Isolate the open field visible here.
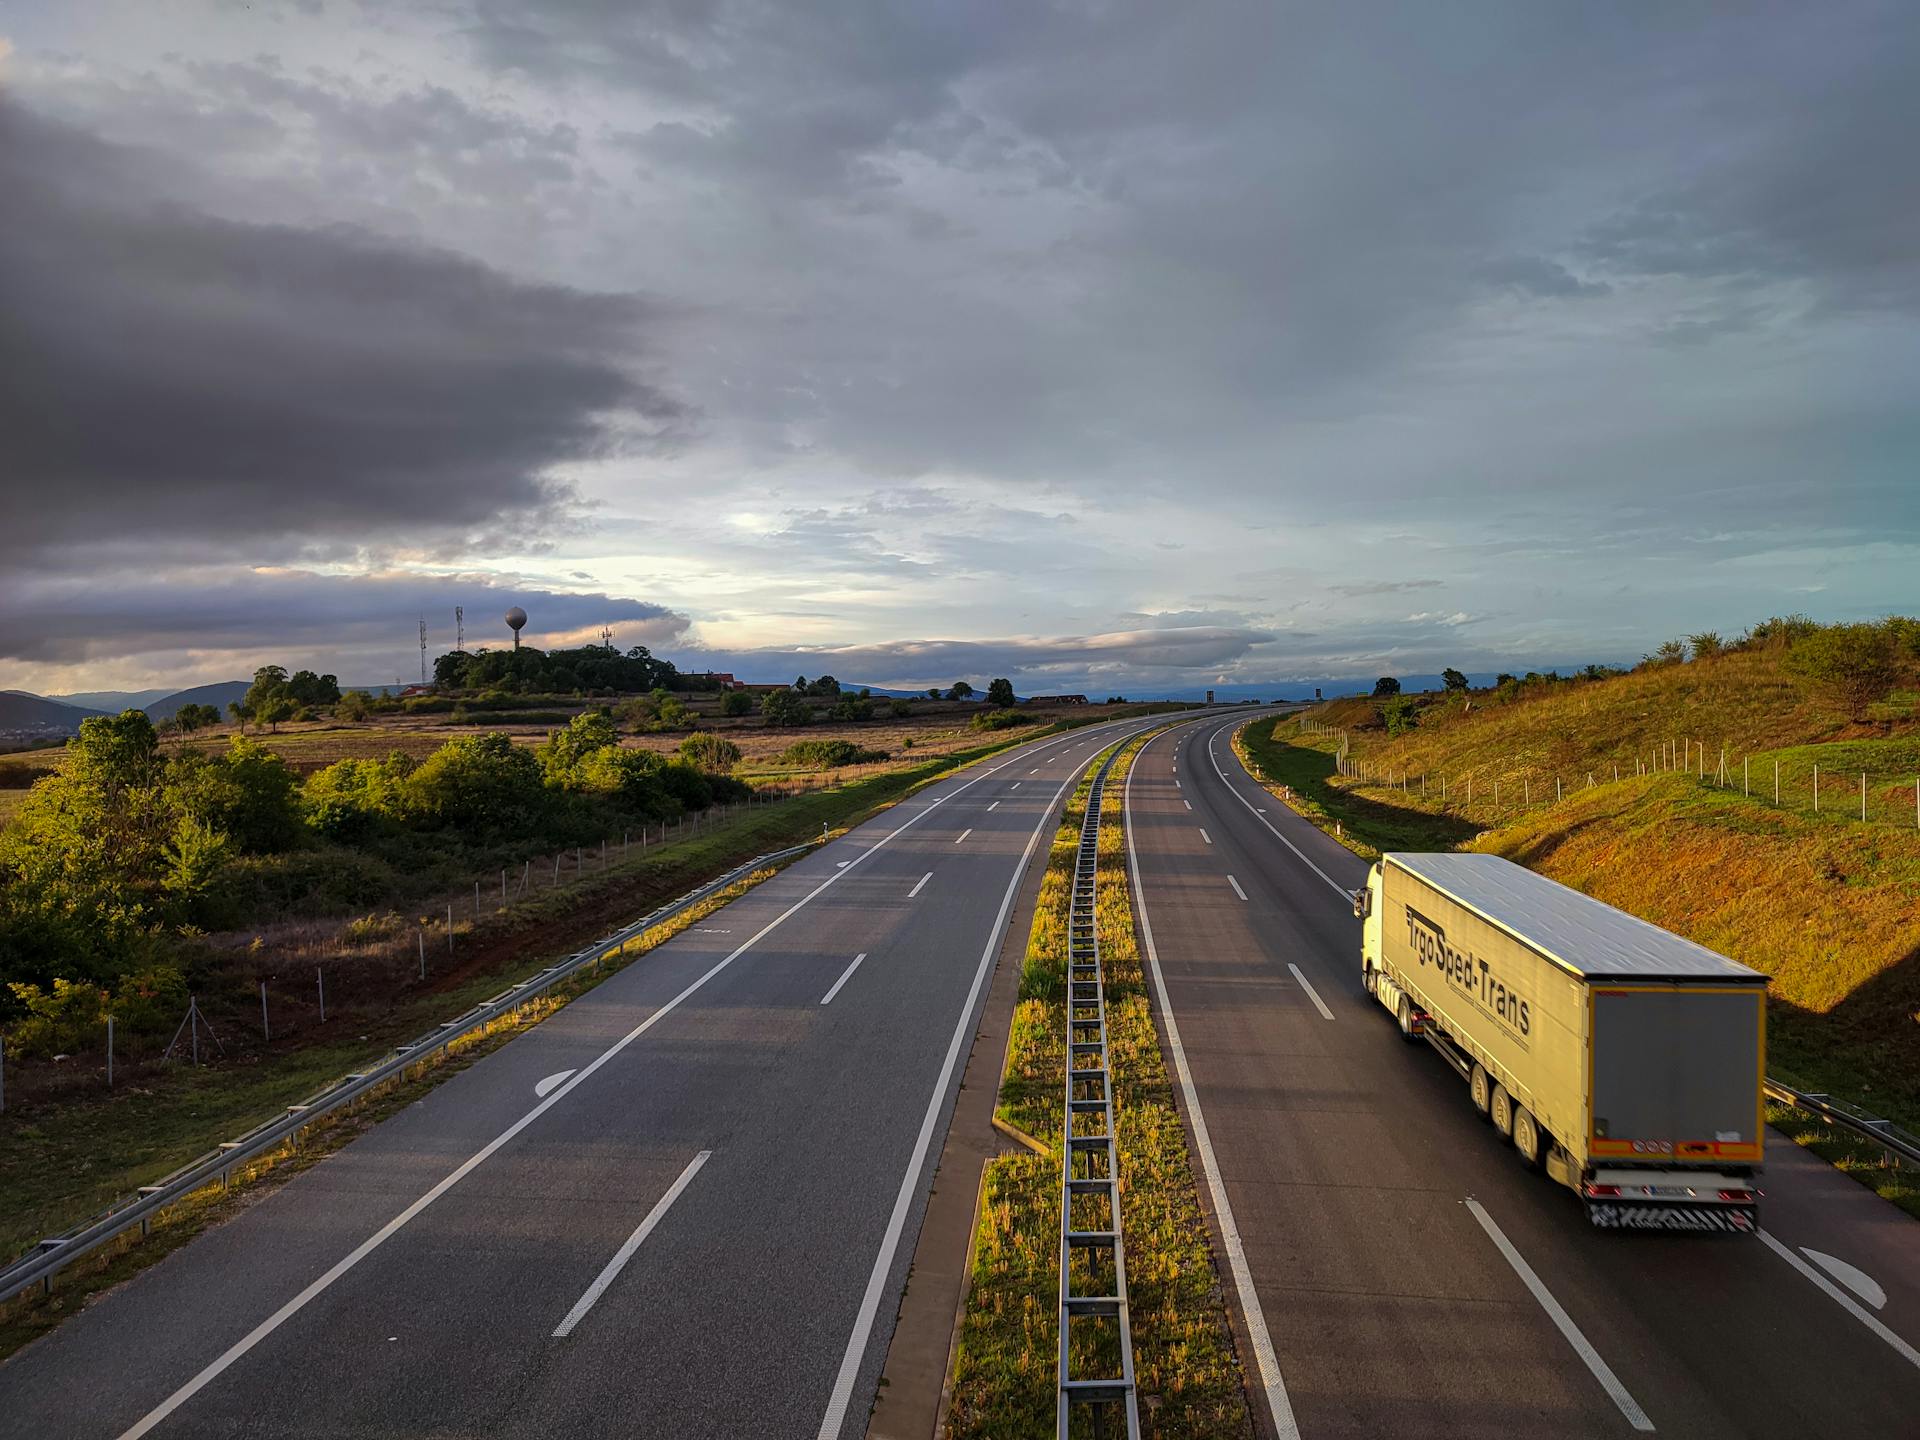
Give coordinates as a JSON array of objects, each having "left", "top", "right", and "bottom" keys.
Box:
[{"left": 949, "top": 733, "right": 1251, "bottom": 1439}]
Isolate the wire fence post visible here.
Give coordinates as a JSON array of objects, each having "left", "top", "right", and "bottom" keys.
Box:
[
  {"left": 475, "top": 880, "right": 481, "bottom": 920},
  {"left": 1862, "top": 772, "right": 1868, "bottom": 823},
  {"left": 1775, "top": 759, "right": 1780, "bottom": 804},
  {"left": 260, "top": 980, "right": 270, "bottom": 1042},
  {"left": 107, "top": 1016, "right": 114, "bottom": 1089},
  {"left": 1814, "top": 763, "right": 1820, "bottom": 813},
  {"left": 418, "top": 928, "right": 426, "bottom": 979},
  {"left": 316, "top": 968, "right": 326, "bottom": 1023},
  {"left": 1, "top": 1034, "right": 6, "bottom": 1114},
  {"left": 446, "top": 903, "right": 453, "bottom": 951},
  {"left": 1744, "top": 755, "right": 1750, "bottom": 796}
]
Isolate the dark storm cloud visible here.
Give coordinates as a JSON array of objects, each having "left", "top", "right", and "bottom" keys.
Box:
[
  {"left": 0, "top": 97, "right": 683, "bottom": 562},
  {"left": 0, "top": 568, "right": 690, "bottom": 666}
]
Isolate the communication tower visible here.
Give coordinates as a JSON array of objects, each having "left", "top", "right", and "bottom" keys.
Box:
[{"left": 455, "top": 605, "right": 464, "bottom": 653}]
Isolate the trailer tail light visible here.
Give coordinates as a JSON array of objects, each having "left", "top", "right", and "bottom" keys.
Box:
[
  {"left": 1583, "top": 1183, "right": 1622, "bottom": 1198},
  {"left": 1717, "top": 1189, "right": 1754, "bottom": 1204}
]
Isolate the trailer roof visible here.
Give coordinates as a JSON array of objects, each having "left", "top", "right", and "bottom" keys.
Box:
[{"left": 1385, "top": 853, "right": 1768, "bottom": 983}]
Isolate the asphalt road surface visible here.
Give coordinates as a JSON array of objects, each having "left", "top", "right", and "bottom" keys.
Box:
[
  {"left": 1126, "top": 711, "right": 1920, "bottom": 1439},
  {"left": 0, "top": 714, "right": 1172, "bottom": 1440}
]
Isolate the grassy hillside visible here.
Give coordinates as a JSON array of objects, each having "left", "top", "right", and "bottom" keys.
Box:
[{"left": 1237, "top": 641, "right": 1920, "bottom": 1136}]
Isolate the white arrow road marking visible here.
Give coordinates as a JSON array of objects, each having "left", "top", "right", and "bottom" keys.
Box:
[
  {"left": 534, "top": 1070, "right": 576, "bottom": 1098},
  {"left": 1801, "top": 1248, "right": 1887, "bottom": 1310},
  {"left": 1762, "top": 1231, "right": 1919, "bottom": 1371},
  {"left": 553, "top": 1151, "right": 711, "bottom": 1337}
]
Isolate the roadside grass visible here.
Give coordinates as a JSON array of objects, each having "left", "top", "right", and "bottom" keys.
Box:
[
  {"left": 0, "top": 721, "right": 1136, "bottom": 1335},
  {"left": 0, "top": 866, "right": 777, "bottom": 1359},
  {"left": 951, "top": 732, "right": 1253, "bottom": 1439},
  {"left": 1233, "top": 704, "right": 1920, "bottom": 1212}
]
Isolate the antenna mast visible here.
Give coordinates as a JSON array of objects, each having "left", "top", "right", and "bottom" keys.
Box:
[
  {"left": 600, "top": 624, "right": 615, "bottom": 651},
  {"left": 419, "top": 616, "right": 428, "bottom": 686},
  {"left": 455, "top": 605, "right": 464, "bottom": 653}
]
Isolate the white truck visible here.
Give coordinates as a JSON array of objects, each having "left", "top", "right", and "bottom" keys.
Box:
[{"left": 1355, "top": 852, "right": 1767, "bottom": 1233}]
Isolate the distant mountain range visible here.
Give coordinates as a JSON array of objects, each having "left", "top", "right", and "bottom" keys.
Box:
[{"left": 0, "top": 691, "right": 105, "bottom": 734}]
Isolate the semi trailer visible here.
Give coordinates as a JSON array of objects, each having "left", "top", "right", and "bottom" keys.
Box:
[{"left": 1355, "top": 852, "right": 1767, "bottom": 1232}]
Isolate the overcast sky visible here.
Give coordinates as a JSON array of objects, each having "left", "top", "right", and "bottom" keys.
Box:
[{"left": 4, "top": 3, "right": 1918, "bottom": 697}]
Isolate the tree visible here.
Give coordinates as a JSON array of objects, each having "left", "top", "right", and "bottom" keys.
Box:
[
  {"left": 719, "top": 690, "right": 755, "bottom": 717},
  {"left": 888, "top": 698, "right": 913, "bottom": 718},
  {"left": 170, "top": 702, "right": 221, "bottom": 734},
  {"left": 537, "top": 711, "right": 620, "bottom": 785},
  {"left": 927, "top": 688, "right": 941, "bottom": 700},
  {"left": 679, "top": 733, "right": 743, "bottom": 774},
  {"left": 165, "top": 737, "right": 302, "bottom": 853},
  {"left": 1783, "top": 623, "right": 1901, "bottom": 720},
  {"left": 948, "top": 681, "right": 975, "bottom": 701},
  {"left": 806, "top": 675, "right": 841, "bottom": 697},
  {"left": 1371, "top": 676, "right": 1401, "bottom": 697},
  {"left": 795, "top": 675, "right": 809, "bottom": 692},
  {"left": 403, "top": 732, "right": 545, "bottom": 831},
  {"left": 336, "top": 690, "right": 375, "bottom": 722},
  {"left": 761, "top": 689, "right": 812, "bottom": 727},
  {"left": 1441, "top": 668, "right": 1468, "bottom": 692},
  {"left": 287, "top": 670, "right": 341, "bottom": 706},
  {"left": 1495, "top": 673, "right": 1516, "bottom": 688},
  {"left": 986, "top": 677, "right": 1016, "bottom": 706}
]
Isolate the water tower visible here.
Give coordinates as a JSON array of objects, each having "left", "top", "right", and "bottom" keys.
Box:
[{"left": 505, "top": 607, "right": 528, "bottom": 650}]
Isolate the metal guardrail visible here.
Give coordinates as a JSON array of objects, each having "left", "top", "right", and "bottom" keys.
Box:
[
  {"left": 1058, "top": 744, "right": 1141, "bottom": 1438},
  {"left": 0, "top": 842, "right": 812, "bottom": 1306},
  {"left": 1765, "top": 1078, "right": 1920, "bottom": 1168}
]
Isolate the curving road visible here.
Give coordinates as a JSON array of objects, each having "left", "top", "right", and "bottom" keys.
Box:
[
  {"left": 1125, "top": 710, "right": 1920, "bottom": 1439},
  {"left": 0, "top": 714, "right": 1174, "bottom": 1440}
]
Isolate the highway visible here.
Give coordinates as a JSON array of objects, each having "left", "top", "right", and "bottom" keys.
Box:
[
  {"left": 1126, "top": 711, "right": 1920, "bottom": 1438},
  {"left": 0, "top": 714, "right": 1171, "bottom": 1440}
]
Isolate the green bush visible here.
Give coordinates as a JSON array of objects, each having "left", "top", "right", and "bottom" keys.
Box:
[
  {"left": 402, "top": 732, "right": 545, "bottom": 832},
  {"left": 720, "top": 690, "right": 755, "bottom": 717},
  {"left": 761, "top": 690, "right": 813, "bottom": 727},
  {"left": 1784, "top": 623, "right": 1902, "bottom": 719},
  {"left": 4, "top": 978, "right": 108, "bottom": 1057},
  {"left": 889, "top": 698, "right": 913, "bottom": 719},
  {"left": 777, "top": 739, "right": 888, "bottom": 767},
  {"left": 303, "top": 753, "right": 413, "bottom": 839},
  {"left": 969, "top": 709, "right": 1033, "bottom": 732},
  {"left": 679, "top": 733, "right": 742, "bottom": 774}
]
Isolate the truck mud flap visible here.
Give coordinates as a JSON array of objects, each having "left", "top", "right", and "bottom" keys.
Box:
[{"left": 1586, "top": 1201, "right": 1756, "bottom": 1234}]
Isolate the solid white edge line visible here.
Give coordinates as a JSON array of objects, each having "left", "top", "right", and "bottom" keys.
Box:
[
  {"left": 1227, "top": 875, "right": 1248, "bottom": 902},
  {"left": 1204, "top": 717, "right": 1352, "bottom": 900},
  {"left": 1465, "top": 1199, "right": 1655, "bottom": 1431},
  {"left": 820, "top": 953, "right": 868, "bottom": 1006},
  {"left": 553, "top": 1151, "right": 711, "bottom": 1337},
  {"left": 814, "top": 724, "right": 1161, "bottom": 1439},
  {"left": 116, "top": 719, "right": 1136, "bottom": 1440},
  {"left": 1286, "top": 963, "right": 1336, "bottom": 1021},
  {"left": 954, "top": 829, "right": 972, "bottom": 844},
  {"left": 1759, "top": 1230, "right": 1920, "bottom": 1372},
  {"left": 1126, "top": 725, "right": 1301, "bottom": 1440},
  {"left": 909, "top": 872, "right": 933, "bottom": 898}
]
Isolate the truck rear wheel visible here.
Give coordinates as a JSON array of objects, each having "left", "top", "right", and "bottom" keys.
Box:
[
  {"left": 1470, "top": 1063, "right": 1492, "bottom": 1119},
  {"left": 1513, "top": 1107, "right": 1545, "bottom": 1169},
  {"left": 1396, "top": 993, "right": 1419, "bottom": 1041},
  {"left": 1490, "top": 1083, "right": 1514, "bottom": 1140}
]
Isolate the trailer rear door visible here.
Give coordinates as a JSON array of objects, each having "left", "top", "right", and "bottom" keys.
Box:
[{"left": 1589, "top": 987, "right": 1764, "bottom": 1165}]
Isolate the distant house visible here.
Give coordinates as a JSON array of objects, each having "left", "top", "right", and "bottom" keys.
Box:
[
  {"left": 683, "top": 672, "right": 745, "bottom": 691},
  {"left": 1025, "top": 694, "right": 1088, "bottom": 705},
  {"left": 397, "top": 684, "right": 435, "bottom": 699}
]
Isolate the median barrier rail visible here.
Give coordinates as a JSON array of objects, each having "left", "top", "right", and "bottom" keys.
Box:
[
  {"left": 0, "top": 842, "right": 813, "bottom": 1306},
  {"left": 1058, "top": 743, "right": 1141, "bottom": 1439},
  {"left": 1765, "top": 1078, "right": 1920, "bottom": 1169}
]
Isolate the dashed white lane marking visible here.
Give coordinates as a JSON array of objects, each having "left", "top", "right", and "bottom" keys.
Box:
[
  {"left": 535, "top": 1070, "right": 576, "bottom": 1098},
  {"left": 1184, "top": 800, "right": 1193, "bottom": 811},
  {"left": 1029, "top": 767, "right": 1040, "bottom": 775},
  {"left": 955, "top": 829, "right": 973, "bottom": 844},
  {"left": 1175, "top": 779, "right": 1181, "bottom": 788},
  {"left": 987, "top": 801, "right": 1000, "bottom": 812},
  {"left": 1203, "top": 723, "right": 1352, "bottom": 900},
  {"left": 1125, "top": 725, "right": 1299, "bottom": 1440},
  {"left": 820, "top": 953, "right": 868, "bottom": 1005},
  {"left": 1764, "top": 1231, "right": 1920, "bottom": 1371},
  {"left": 1011, "top": 782, "right": 1021, "bottom": 790},
  {"left": 909, "top": 872, "right": 932, "bottom": 898},
  {"left": 553, "top": 1151, "right": 711, "bottom": 1337},
  {"left": 1467, "top": 1199, "right": 1655, "bottom": 1431},
  {"left": 1199, "top": 827, "right": 1212, "bottom": 844},
  {"left": 1287, "top": 963, "right": 1335, "bottom": 1020},
  {"left": 1227, "top": 875, "right": 1248, "bottom": 901},
  {"left": 1800, "top": 1248, "right": 1887, "bottom": 1310}
]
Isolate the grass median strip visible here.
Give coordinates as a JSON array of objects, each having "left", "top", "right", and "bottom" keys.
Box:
[{"left": 949, "top": 733, "right": 1254, "bottom": 1439}]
